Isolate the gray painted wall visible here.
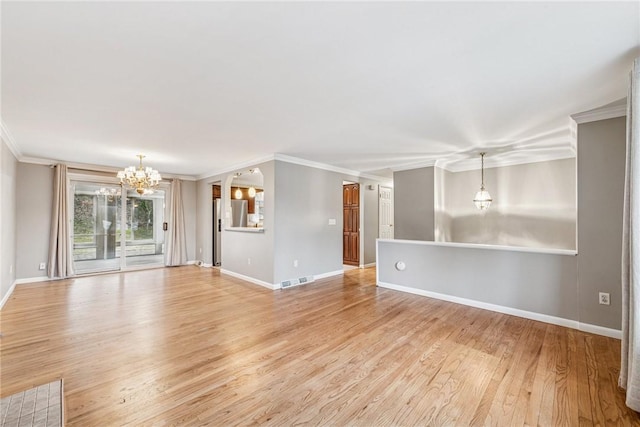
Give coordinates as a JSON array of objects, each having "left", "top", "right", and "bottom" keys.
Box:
[
  {"left": 438, "top": 158, "right": 576, "bottom": 250},
  {"left": 12, "top": 163, "right": 197, "bottom": 280},
  {"left": 362, "top": 182, "right": 378, "bottom": 266},
  {"left": 221, "top": 161, "right": 275, "bottom": 284},
  {"left": 577, "top": 116, "right": 626, "bottom": 330},
  {"left": 274, "top": 161, "right": 343, "bottom": 284},
  {"left": 380, "top": 117, "right": 626, "bottom": 332},
  {"left": 393, "top": 167, "right": 435, "bottom": 241},
  {"left": 195, "top": 161, "right": 382, "bottom": 285},
  {"left": 15, "top": 163, "right": 53, "bottom": 279},
  {"left": 180, "top": 179, "right": 197, "bottom": 262},
  {"left": 434, "top": 167, "right": 453, "bottom": 242},
  {"left": 1, "top": 139, "right": 17, "bottom": 305},
  {"left": 195, "top": 174, "right": 223, "bottom": 266},
  {"left": 378, "top": 240, "right": 578, "bottom": 321}
]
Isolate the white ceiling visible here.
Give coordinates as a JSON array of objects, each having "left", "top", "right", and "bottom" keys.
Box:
[{"left": 2, "top": 1, "right": 638, "bottom": 179}]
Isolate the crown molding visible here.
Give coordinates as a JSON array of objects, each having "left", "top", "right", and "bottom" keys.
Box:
[
  {"left": 197, "top": 154, "right": 277, "bottom": 181},
  {"left": 18, "top": 156, "right": 196, "bottom": 181},
  {"left": 0, "top": 120, "right": 22, "bottom": 159},
  {"left": 197, "top": 153, "right": 390, "bottom": 182},
  {"left": 436, "top": 151, "right": 576, "bottom": 173},
  {"left": 390, "top": 159, "right": 437, "bottom": 173},
  {"left": 571, "top": 102, "right": 627, "bottom": 124},
  {"left": 273, "top": 154, "right": 389, "bottom": 182}
]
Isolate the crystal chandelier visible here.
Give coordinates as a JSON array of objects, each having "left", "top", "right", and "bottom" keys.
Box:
[
  {"left": 473, "top": 152, "right": 493, "bottom": 210},
  {"left": 95, "top": 187, "right": 121, "bottom": 201},
  {"left": 116, "top": 154, "right": 162, "bottom": 195}
]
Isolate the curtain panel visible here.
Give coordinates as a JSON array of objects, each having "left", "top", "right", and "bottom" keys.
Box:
[
  {"left": 165, "top": 179, "right": 187, "bottom": 266},
  {"left": 47, "top": 164, "right": 74, "bottom": 278},
  {"left": 621, "top": 57, "right": 640, "bottom": 411}
]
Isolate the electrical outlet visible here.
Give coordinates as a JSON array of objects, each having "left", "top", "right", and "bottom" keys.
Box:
[
  {"left": 293, "top": 260, "right": 298, "bottom": 268},
  {"left": 39, "top": 262, "right": 46, "bottom": 270},
  {"left": 599, "top": 292, "right": 610, "bottom": 305}
]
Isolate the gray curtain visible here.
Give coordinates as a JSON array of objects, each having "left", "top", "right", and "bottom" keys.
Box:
[
  {"left": 164, "top": 179, "right": 187, "bottom": 266},
  {"left": 47, "top": 164, "right": 74, "bottom": 278},
  {"left": 621, "top": 57, "right": 640, "bottom": 411}
]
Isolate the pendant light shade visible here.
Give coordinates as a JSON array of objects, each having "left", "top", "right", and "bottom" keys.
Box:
[
  {"left": 474, "top": 189, "right": 493, "bottom": 210},
  {"left": 248, "top": 187, "right": 256, "bottom": 198},
  {"left": 234, "top": 188, "right": 243, "bottom": 199},
  {"left": 473, "top": 152, "right": 493, "bottom": 210}
]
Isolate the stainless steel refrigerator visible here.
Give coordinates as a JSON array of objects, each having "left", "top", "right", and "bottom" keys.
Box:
[
  {"left": 231, "top": 199, "right": 248, "bottom": 227},
  {"left": 213, "top": 199, "right": 222, "bottom": 266}
]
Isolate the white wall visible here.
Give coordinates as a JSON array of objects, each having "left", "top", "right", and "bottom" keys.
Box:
[
  {"left": 436, "top": 158, "right": 576, "bottom": 250},
  {"left": 1, "top": 139, "right": 17, "bottom": 306}
]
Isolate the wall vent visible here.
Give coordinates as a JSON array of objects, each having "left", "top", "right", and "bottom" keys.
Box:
[
  {"left": 281, "top": 280, "right": 295, "bottom": 288},
  {"left": 280, "top": 276, "right": 314, "bottom": 289}
]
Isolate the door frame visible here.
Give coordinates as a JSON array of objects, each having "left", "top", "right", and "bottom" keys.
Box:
[{"left": 342, "top": 181, "right": 361, "bottom": 266}]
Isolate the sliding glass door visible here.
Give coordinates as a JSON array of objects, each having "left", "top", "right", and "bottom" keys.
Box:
[
  {"left": 71, "top": 179, "right": 167, "bottom": 274},
  {"left": 123, "top": 189, "right": 166, "bottom": 268}
]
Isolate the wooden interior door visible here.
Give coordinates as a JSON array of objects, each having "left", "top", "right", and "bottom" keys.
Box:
[{"left": 343, "top": 183, "right": 360, "bottom": 266}]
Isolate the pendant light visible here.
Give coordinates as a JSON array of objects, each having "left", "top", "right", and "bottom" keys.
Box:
[
  {"left": 234, "top": 188, "right": 243, "bottom": 199},
  {"left": 473, "top": 152, "right": 493, "bottom": 210}
]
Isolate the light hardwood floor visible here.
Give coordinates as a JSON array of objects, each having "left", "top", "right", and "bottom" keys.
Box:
[{"left": 1, "top": 266, "right": 638, "bottom": 426}]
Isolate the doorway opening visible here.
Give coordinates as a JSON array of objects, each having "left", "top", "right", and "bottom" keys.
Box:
[
  {"left": 343, "top": 182, "right": 360, "bottom": 267},
  {"left": 212, "top": 183, "right": 222, "bottom": 267},
  {"left": 379, "top": 185, "right": 394, "bottom": 239}
]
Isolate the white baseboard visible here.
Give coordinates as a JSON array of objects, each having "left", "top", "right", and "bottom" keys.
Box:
[
  {"left": 186, "top": 260, "right": 197, "bottom": 265},
  {"left": 2, "top": 276, "right": 56, "bottom": 310},
  {"left": 220, "top": 269, "right": 278, "bottom": 290},
  {"left": 219, "top": 269, "right": 344, "bottom": 291},
  {"left": 0, "top": 281, "right": 17, "bottom": 310},
  {"left": 314, "top": 270, "right": 344, "bottom": 280},
  {"left": 193, "top": 260, "right": 216, "bottom": 268},
  {"left": 361, "top": 262, "right": 376, "bottom": 269},
  {"left": 377, "top": 281, "right": 621, "bottom": 339},
  {"left": 14, "top": 276, "right": 53, "bottom": 285},
  {"left": 579, "top": 323, "right": 622, "bottom": 339}
]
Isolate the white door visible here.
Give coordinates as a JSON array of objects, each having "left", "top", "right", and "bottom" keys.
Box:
[{"left": 379, "top": 186, "right": 394, "bottom": 239}]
